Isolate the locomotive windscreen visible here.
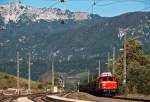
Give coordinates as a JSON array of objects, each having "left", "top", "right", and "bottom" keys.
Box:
[{"left": 101, "top": 77, "right": 114, "bottom": 81}]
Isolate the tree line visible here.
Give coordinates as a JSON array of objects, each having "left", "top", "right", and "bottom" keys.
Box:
[{"left": 109, "top": 38, "right": 150, "bottom": 94}]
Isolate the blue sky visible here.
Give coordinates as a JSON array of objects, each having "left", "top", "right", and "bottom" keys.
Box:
[{"left": 0, "top": 0, "right": 150, "bottom": 17}]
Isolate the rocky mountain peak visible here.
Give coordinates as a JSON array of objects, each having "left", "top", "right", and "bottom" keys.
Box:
[{"left": 0, "top": 3, "right": 91, "bottom": 24}]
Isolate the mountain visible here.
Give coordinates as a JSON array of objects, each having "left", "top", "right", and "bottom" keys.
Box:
[
  {"left": 0, "top": 3, "right": 150, "bottom": 81},
  {"left": 0, "top": 2, "right": 91, "bottom": 24}
]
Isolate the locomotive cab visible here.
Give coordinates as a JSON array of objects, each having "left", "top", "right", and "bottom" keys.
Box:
[
  {"left": 98, "top": 72, "right": 118, "bottom": 96},
  {"left": 79, "top": 72, "right": 118, "bottom": 96}
]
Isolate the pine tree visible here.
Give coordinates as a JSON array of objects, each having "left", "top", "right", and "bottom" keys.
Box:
[{"left": 114, "top": 38, "right": 150, "bottom": 94}]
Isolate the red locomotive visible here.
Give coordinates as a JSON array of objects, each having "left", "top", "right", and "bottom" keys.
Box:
[{"left": 79, "top": 72, "right": 118, "bottom": 96}]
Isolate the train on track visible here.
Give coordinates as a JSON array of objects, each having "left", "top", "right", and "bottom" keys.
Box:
[{"left": 79, "top": 72, "right": 118, "bottom": 96}]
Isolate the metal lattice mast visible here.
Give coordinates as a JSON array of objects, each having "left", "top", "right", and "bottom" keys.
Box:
[
  {"left": 16, "top": 52, "right": 20, "bottom": 95},
  {"left": 51, "top": 61, "right": 54, "bottom": 91},
  {"left": 107, "top": 52, "right": 110, "bottom": 71},
  {"left": 119, "top": 28, "right": 128, "bottom": 92},
  {"left": 98, "top": 60, "right": 101, "bottom": 77},
  {"left": 28, "top": 53, "right": 31, "bottom": 94},
  {"left": 88, "top": 69, "right": 90, "bottom": 83},
  {"left": 112, "top": 47, "right": 116, "bottom": 74},
  {"left": 123, "top": 31, "right": 127, "bottom": 89},
  {"left": 91, "top": 72, "right": 93, "bottom": 81}
]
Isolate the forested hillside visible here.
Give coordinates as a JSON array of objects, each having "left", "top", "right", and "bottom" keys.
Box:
[{"left": 0, "top": 3, "right": 149, "bottom": 81}]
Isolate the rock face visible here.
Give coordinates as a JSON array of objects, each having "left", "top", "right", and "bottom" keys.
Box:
[
  {"left": 0, "top": 2, "right": 91, "bottom": 24},
  {"left": 0, "top": 3, "right": 149, "bottom": 80}
]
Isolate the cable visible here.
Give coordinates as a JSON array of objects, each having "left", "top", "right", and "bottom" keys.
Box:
[
  {"left": 141, "top": 6, "right": 150, "bottom": 10},
  {"left": 50, "top": 2, "right": 59, "bottom": 8},
  {"left": 42, "top": 0, "right": 66, "bottom": 8},
  {"left": 95, "top": 0, "right": 147, "bottom": 7},
  {"left": 138, "top": 0, "right": 150, "bottom": 11},
  {"left": 49, "top": 1, "right": 60, "bottom": 8},
  {"left": 96, "top": 1, "right": 122, "bottom": 7},
  {"left": 125, "top": 0, "right": 145, "bottom": 3},
  {"left": 41, "top": 0, "right": 150, "bottom": 15},
  {"left": 85, "top": 5, "right": 92, "bottom": 13}
]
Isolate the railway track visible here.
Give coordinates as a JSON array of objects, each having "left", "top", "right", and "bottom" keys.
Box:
[
  {"left": 1, "top": 92, "right": 149, "bottom": 102},
  {"left": 28, "top": 93, "right": 48, "bottom": 102},
  {"left": 0, "top": 92, "right": 53, "bottom": 102},
  {"left": 45, "top": 92, "right": 93, "bottom": 102},
  {"left": 29, "top": 94, "right": 46, "bottom": 102},
  {"left": 70, "top": 92, "right": 150, "bottom": 102},
  {"left": 112, "top": 96, "right": 150, "bottom": 102},
  {"left": 28, "top": 92, "right": 61, "bottom": 102},
  {"left": 0, "top": 96, "right": 17, "bottom": 102},
  {"left": 55, "top": 92, "right": 150, "bottom": 102},
  {"left": 41, "top": 92, "right": 71, "bottom": 102},
  {"left": 28, "top": 93, "right": 150, "bottom": 102}
]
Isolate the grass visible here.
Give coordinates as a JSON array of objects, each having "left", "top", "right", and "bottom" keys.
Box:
[
  {"left": 119, "top": 94, "right": 150, "bottom": 100},
  {"left": 0, "top": 72, "right": 39, "bottom": 90},
  {"left": 127, "top": 94, "right": 150, "bottom": 100},
  {"left": 78, "top": 95, "right": 90, "bottom": 101}
]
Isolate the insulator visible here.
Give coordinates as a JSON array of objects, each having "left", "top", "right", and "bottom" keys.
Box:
[
  {"left": 19, "top": 0, "right": 21, "bottom": 4},
  {"left": 61, "top": 20, "right": 65, "bottom": 24},
  {"left": 93, "top": 2, "right": 96, "bottom": 6},
  {"left": 60, "top": 0, "right": 65, "bottom": 3}
]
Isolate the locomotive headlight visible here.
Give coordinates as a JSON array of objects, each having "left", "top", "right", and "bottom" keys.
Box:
[{"left": 102, "top": 83, "right": 106, "bottom": 86}]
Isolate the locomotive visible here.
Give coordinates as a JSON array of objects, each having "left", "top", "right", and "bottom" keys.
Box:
[{"left": 79, "top": 72, "right": 118, "bottom": 96}]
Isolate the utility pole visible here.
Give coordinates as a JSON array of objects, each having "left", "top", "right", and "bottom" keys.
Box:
[
  {"left": 119, "top": 28, "right": 128, "bottom": 93},
  {"left": 112, "top": 47, "right": 116, "bottom": 74},
  {"left": 28, "top": 53, "right": 32, "bottom": 94},
  {"left": 123, "top": 31, "right": 127, "bottom": 91},
  {"left": 107, "top": 52, "right": 110, "bottom": 71},
  {"left": 62, "top": 75, "right": 65, "bottom": 89},
  {"left": 16, "top": 52, "right": 20, "bottom": 95},
  {"left": 88, "top": 69, "right": 90, "bottom": 83},
  {"left": 77, "top": 81, "right": 80, "bottom": 92},
  {"left": 91, "top": 0, "right": 96, "bottom": 23},
  {"left": 51, "top": 61, "right": 54, "bottom": 92},
  {"left": 98, "top": 60, "right": 101, "bottom": 77},
  {"left": 91, "top": 72, "right": 93, "bottom": 81},
  {"left": 108, "top": 52, "right": 110, "bottom": 64}
]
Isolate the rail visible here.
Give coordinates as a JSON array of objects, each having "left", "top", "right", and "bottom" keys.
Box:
[{"left": 113, "top": 96, "right": 150, "bottom": 102}]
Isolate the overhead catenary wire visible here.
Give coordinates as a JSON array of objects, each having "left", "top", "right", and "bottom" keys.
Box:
[
  {"left": 41, "top": 0, "right": 150, "bottom": 14},
  {"left": 49, "top": 1, "right": 60, "bottom": 8},
  {"left": 138, "top": 0, "right": 150, "bottom": 11},
  {"left": 95, "top": 0, "right": 147, "bottom": 7},
  {"left": 43, "top": 0, "right": 66, "bottom": 8},
  {"left": 95, "top": 0, "right": 122, "bottom": 7},
  {"left": 141, "top": 6, "right": 150, "bottom": 10}
]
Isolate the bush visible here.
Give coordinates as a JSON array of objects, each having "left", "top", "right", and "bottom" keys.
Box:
[
  {"left": 37, "top": 84, "right": 43, "bottom": 89},
  {"left": 4, "top": 75, "right": 9, "bottom": 79}
]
